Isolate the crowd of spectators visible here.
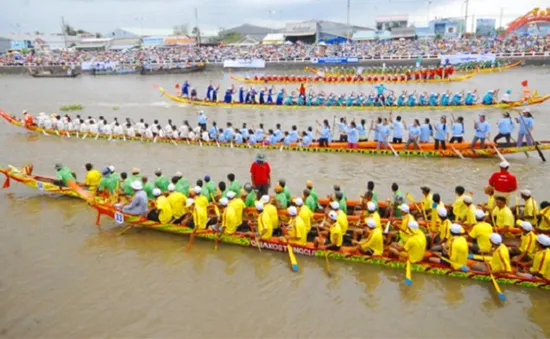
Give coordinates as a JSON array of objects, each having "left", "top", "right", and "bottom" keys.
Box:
[{"left": 0, "top": 35, "right": 548, "bottom": 67}]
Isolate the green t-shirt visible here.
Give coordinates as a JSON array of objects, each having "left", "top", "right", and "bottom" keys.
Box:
[
  {"left": 144, "top": 182, "right": 155, "bottom": 199},
  {"left": 338, "top": 198, "right": 347, "bottom": 214},
  {"left": 309, "top": 188, "right": 319, "bottom": 208},
  {"left": 283, "top": 187, "right": 291, "bottom": 202},
  {"left": 206, "top": 181, "right": 217, "bottom": 197},
  {"left": 123, "top": 174, "right": 142, "bottom": 196},
  {"left": 155, "top": 175, "right": 170, "bottom": 192},
  {"left": 56, "top": 167, "right": 75, "bottom": 186},
  {"left": 276, "top": 192, "right": 288, "bottom": 209},
  {"left": 245, "top": 191, "right": 256, "bottom": 207},
  {"left": 99, "top": 174, "right": 118, "bottom": 194},
  {"left": 175, "top": 177, "right": 189, "bottom": 196},
  {"left": 229, "top": 180, "right": 242, "bottom": 195},
  {"left": 305, "top": 195, "right": 316, "bottom": 212},
  {"left": 201, "top": 186, "right": 211, "bottom": 201}
]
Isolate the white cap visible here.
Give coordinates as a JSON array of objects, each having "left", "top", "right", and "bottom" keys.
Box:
[
  {"left": 475, "top": 209, "right": 485, "bottom": 220},
  {"left": 219, "top": 197, "right": 229, "bottom": 206},
  {"left": 152, "top": 188, "right": 162, "bottom": 197},
  {"left": 522, "top": 108, "right": 530, "bottom": 113},
  {"left": 367, "top": 202, "right": 376, "bottom": 212},
  {"left": 521, "top": 221, "right": 533, "bottom": 232},
  {"left": 462, "top": 195, "right": 473, "bottom": 204},
  {"left": 175, "top": 171, "right": 183, "bottom": 177},
  {"left": 437, "top": 206, "right": 447, "bottom": 217},
  {"left": 108, "top": 165, "right": 115, "bottom": 172},
  {"left": 399, "top": 204, "right": 410, "bottom": 213},
  {"left": 450, "top": 223, "right": 463, "bottom": 234},
  {"left": 131, "top": 181, "right": 143, "bottom": 190},
  {"left": 186, "top": 198, "right": 195, "bottom": 207},
  {"left": 408, "top": 220, "right": 419, "bottom": 229},
  {"left": 167, "top": 184, "right": 176, "bottom": 192},
  {"left": 193, "top": 186, "right": 201, "bottom": 194},
  {"left": 255, "top": 201, "right": 264, "bottom": 211},
  {"left": 226, "top": 191, "right": 236, "bottom": 199},
  {"left": 288, "top": 206, "right": 297, "bottom": 216},
  {"left": 329, "top": 210, "right": 338, "bottom": 221},
  {"left": 490, "top": 233, "right": 502, "bottom": 245},
  {"left": 366, "top": 218, "right": 376, "bottom": 228},
  {"left": 23, "top": 110, "right": 28, "bottom": 114},
  {"left": 293, "top": 198, "right": 303, "bottom": 206},
  {"left": 536, "top": 234, "right": 550, "bottom": 246},
  {"left": 261, "top": 195, "right": 270, "bottom": 203},
  {"left": 520, "top": 189, "right": 532, "bottom": 197},
  {"left": 330, "top": 201, "right": 340, "bottom": 210},
  {"left": 499, "top": 161, "right": 510, "bottom": 168}
]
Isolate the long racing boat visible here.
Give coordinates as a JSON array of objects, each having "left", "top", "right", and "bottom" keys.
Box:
[
  {"left": 158, "top": 87, "right": 550, "bottom": 112},
  {"left": 2, "top": 110, "right": 549, "bottom": 159}
]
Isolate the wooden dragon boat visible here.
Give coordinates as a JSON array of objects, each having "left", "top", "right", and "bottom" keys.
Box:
[
  {"left": 139, "top": 63, "right": 205, "bottom": 76},
  {"left": 30, "top": 71, "right": 81, "bottom": 78},
  {"left": 2, "top": 110, "right": 549, "bottom": 159},
  {"left": 158, "top": 87, "right": 550, "bottom": 112},
  {"left": 85, "top": 198, "right": 550, "bottom": 291},
  {"left": 90, "top": 68, "right": 138, "bottom": 76},
  {"left": 230, "top": 71, "right": 476, "bottom": 85}
]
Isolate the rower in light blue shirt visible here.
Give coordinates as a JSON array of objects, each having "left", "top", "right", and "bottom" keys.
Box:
[
  {"left": 283, "top": 132, "right": 292, "bottom": 146},
  {"left": 255, "top": 125, "right": 264, "bottom": 141},
  {"left": 376, "top": 121, "right": 391, "bottom": 149},
  {"left": 234, "top": 132, "right": 244, "bottom": 144},
  {"left": 469, "top": 114, "right": 491, "bottom": 149},
  {"left": 392, "top": 116, "right": 404, "bottom": 142},
  {"left": 482, "top": 90, "right": 495, "bottom": 105},
  {"left": 347, "top": 124, "right": 359, "bottom": 146},
  {"left": 208, "top": 123, "right": 218, "bottom": 140},
  {"left": 289, "top": 128, "right": 299, "bottom": 143},
  {"left": 300, "top": 132, "right": 312, "bottom": 147}
]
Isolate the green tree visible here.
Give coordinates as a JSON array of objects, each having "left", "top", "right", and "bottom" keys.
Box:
[
  {"left": 219, "top": 31, "right": 242, "bottom": 44},
  {"left": 173, "top": 24, "right": 188, "bottom": 35}
]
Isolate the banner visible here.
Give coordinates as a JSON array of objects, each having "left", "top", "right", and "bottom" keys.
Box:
[
  {"left": 311, "top": 57, "right": 359, "bottom": 64},
  {"left": 223, "top": 59, "right": 266, "bottom": 68},
  {"left": 81, "top": 61, "right": 119, "bottom": 71},
  {"left": 440, "top": 54, "right": 496, "bottom": 65}
]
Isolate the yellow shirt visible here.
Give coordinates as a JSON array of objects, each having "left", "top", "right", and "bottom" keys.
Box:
[
  {"left": 264, "top": 203, "right": 279, "bottom": 230},
  {"left": 404, "top": 232, "right": 426, "bottom": 263},
  {"left": 486, "top": 195, "right": 495, "bottom": 211},
  {"left": 359, "top": 228, "right": 384, "bottom": 255},
  {"left": 222, "top": 205, "right": 238, "bottom": 235},
  {"left": 298, "top": 205, "right": 313, "bottom": 233},
  {"left": 432, "top": 201, "right": 446, "bottom": 228},
  {"left": 337, "top": 210, "right": 348, "bottom": 234},
  {"left": 449, "top": 236, "right": 469, "bottom": 270},
  {"left": 329, "top": 221, "right": 343, "bottom": 247},
  {"left": 229, "top": 198, "right": 245, "bottom": 225},
  {"left": 468, "top": 222, "right": 493, "bottom": 253},
  {"left": 85, "top": 169, "right": 102, "bottom": 191},
  {"left": 167, "top": 192, "right": 186, "bottom": 219},
  {"left": 464, "top": 204, "right": 477, "bottom": 225},
  {"left": 399, "top": 214, "right": 416, "bottom": 243},
  {"left": 257, "top": 211, "right": 273, "bottom": 240},
  {"left": 195, "top": 195, "right": 209, "bottom": 209},
  {"left": 155, "top": 196, "right": 173, "bottom": 224},
  {"left": 289, "top": 216, "right": 307, "bottom": 245},
  {"left": 193, "top": 205, "right": 208, "bottom": 230},
  {"left": 492, "top": 205, "right": 515, "bottom": 228},
  {"left": 453, "top": 195, "right": 467, "bottom": 222},
  {"left": 539, "top": 207, "right": 550, "bottom": 231},
  {"left": 523, "top": 197, "right": 538, "bottom": 225},
  {"left": 439, "top": 219, "right": 452, "bottom": 247},
  {"left": 519, "top": 231, "right": 537, "bottom": 258},
  {"left": 422, "top": 193, "right": 433, "bottom": 212},
  {"left": 364, "top": 211, "right": 382, "bottom": 230},
  {"left": 490, "top": 244, "right": 512, "bottom": 273},
  {"left": 530, "top": 249, "right": 550, "bottom": 280}
]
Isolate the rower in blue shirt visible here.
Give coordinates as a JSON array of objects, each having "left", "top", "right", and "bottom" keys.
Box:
[
  {"left": 441, "top": 93, "right": 450, "bottom": 106},
  {"left": 223, "top": 123, "right": 234, "bottom": 141},
  {"left": 306, "top": 95, "right": 313, "bottom": 106},
  {"left": 224, "top": 87, "right": 233, "bottom": 103},
  {"left": 259, "top": 89, "right": 265, "bottom": 104},
  {"left": 289, "top": 127, "right": 299, "bottom": 143},
  {"left": 326, "top": 95, "right": 337, "bottom": 106},
  {"left": 516, "top": 109, "right": 534, "bottom": 147},
  {"left": 248, "top": 134, "right": 257, "bottom": 145},
  {"left": 429, "top": 92, "right": 438, "bottom": 106},
  {"left": 397, "top": 94, "right": 405, "bottom": 107},
  {"left": 283, "top": 132, "right": 292, "bottom": 146},
  {"left": 234, "top": 132, "right": 244, "bottom": 144},
  {"left": 482, "top": 90, "right": 495, "bottom": 105},
  {"left": 300, "top": 132, "right": 312, "bottom": 147},
  {"left": 255, "top": 124, "right": 264, "bottom": 142},
  {"left": 316, "top": 93, "right": 325, "bottom": 106},
  {"left": 385, "top": 95, "right": 394, "bottom": 106},
  {"left": 347, "top": 123, "right": 359, "bottom": 147},
  {"left": 494, "top": 112, "right": 514, "bottom": 144},
  {"left": 450, "top": 116, "right": 465, "bottom": 143},
  {"left": 284, "top": 94, "right": 294, "bottom": 105},
  {"left": 206, "top": 84, "right": 214, "bottom": 101},
  {"left": 240, "top": 124, "right": 248, "bottom": 139},
  {"left": 238, "top": 86, "right": 245, "bottom": 103},
  {"left": 347, "top": 94, "right": 355, "bottom": 106},
  {"left": 208, "top": 123, "right": 218, "bottom": 140},
  {"left": 419, "top": 93, "right": 427, "bottom": 106},
  {"left": 391, "top": 115, "right": 404, "bottom": 143},
  {"left": 465, "top": 91, "right": 474, "bottom": 105},
  {"left": 212, "top": 86, "right": 219, "bottom": 102},
  {"left": 218, "top": 129, "right": 226, "bottom": 142},
  {"left": 276, "top": 91, "right": 284, "bottom": 105},
  {"left": 267, "top": 131, "right": 277, "bottom": 145},
  {"left": 469, "top": 114, "right": 490, "bottom": 149},
  {"left": 181, "top": 81, "right": 190, "bottom": 97},
  {"left": 245, "top": 89, "right": 252, "bottom": 104},
  {"left": 267, "top": 88, "right": 273, "bottom": 104},
  {"left": 419, "top": 119, "right": 432, "bottom": 143},
  {"left": 407, "top": 93, "right": 417, "bottom": 106},
  {"left": 274, "top": 124, "right": 283, "bottom": 142},
  {"left": 451, "top": 93, "right": 462, "bottom": 106}
]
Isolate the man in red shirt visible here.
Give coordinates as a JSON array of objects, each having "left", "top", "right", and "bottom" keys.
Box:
[
  {"left": 250, "top": 153, "right": 271, "bottom": 196},
  {"left": 488, "top": 161, "right": 518, "bottom": 204}
]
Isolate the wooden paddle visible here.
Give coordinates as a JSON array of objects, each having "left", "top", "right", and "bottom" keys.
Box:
[
  {"left": 450, "top": 144, "right": 465, "bottom": 159},
  {"left": 185, "top": 214, "right": 199, "bottom": 253},
  {"left": 491, "top": 143, "right": 506, "bottom": 163},
  {"left": 405, "top": 260, "right": 413, "bottom": 285},
  {"left": 432, "top": 252, "right": 469, "bottom": 272},
  {"left": 316, "top": 217, "right": 332, "bottom": 277},
  {"left": 481, "top": 253, "right": 506, "bottom": 301},
  {"left": 248, "top": 219, "right": 262, "bottom": 252},
  {"left": 406, "top": 192, "right": 427, "bottom": 221},
  {"left": 210, "top": 193, "right": 221, "bottom": 251},
  {"left": 281, "top": 220, "right": 299, "bottom": 272}
]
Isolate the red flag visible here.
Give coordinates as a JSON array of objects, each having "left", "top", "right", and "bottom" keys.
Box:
[{"left": 521, "top": 80, "right": 528, "bottom": 87}]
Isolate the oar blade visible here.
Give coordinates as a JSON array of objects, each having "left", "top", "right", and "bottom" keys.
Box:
[
  {"left": 287, "top": 244, "right": 299, "bottom": 272},
  {"left": 498, "top": 292, "right": 506, "bottom": 302},
  {"left": 405, "top": 260, "right": 412, "bottom": 285}
]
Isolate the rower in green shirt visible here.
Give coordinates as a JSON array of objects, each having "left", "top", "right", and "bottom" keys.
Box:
[
  {"left": 174, "top": 171, "right": 189, "bottom": 196},
  {"left": 275, "top": 185, "right": 288, "bottom": 209},
  {"left": 98, "top": 168, "right": 117, "bottom": 194},
  {"left": 334, "top": 191, "right": 347, "bottom": 214},
  {"left": 227, "top": 173, "right": 242, "bottom": 195},
  {"left": 279, "top": 179, "right": 291, "bottom": 202},
  {"left": 304, "top": 188, "right": 316, "bottom": 213},
  {"left": 123, "top": 168, "right": 142, "bottom": 196},
  {"left": 154, "top": 169, "right": 170, "bottom": 192},
  {"left": 204, "top": 175, "right": 217, "bottom": 199},
  {"left": 142, "top": 176, "right": 155, "bottom": 200},
  {"left": 54, "top": 163, "right": 76, "bottom": 187},
  {"left": 244, "top": 183, "right": 256, "bottom": 207},
  {"left": 306, "top": 180, "right": 319, "bottom": 210}
]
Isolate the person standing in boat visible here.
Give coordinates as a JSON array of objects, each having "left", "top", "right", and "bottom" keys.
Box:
[
  {"left": 180, "top": 81, "right": 190, "bottom": 98},
  {"left": 433, "top": 115, "right": 448, "bottom": 150},
  {"left": 488, "top": 161, "right": 517, "bottom": 203},
  {"left": 224, "top": 87, "right": 234, "bottom": 103},
  {"left": 54, "top": 163, "right": 76, "bottom": 187},
  {"left": 469, "top": 114, "right": 490, "bottom": 150},
  {"left": 516, "top": 109, "right": 534, "bottom": 147},
  {"left": 250, "top": 154, "right": 271, "bottom": 197},
  {"left": 494, "top": 112, "right": 514, "bottom": 146},
  {"left": 197, "top": 111, "right": 207, "bottom": 132}
]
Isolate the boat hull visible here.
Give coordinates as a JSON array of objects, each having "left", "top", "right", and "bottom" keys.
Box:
[
  {"left": 30, "top": 72, "right": 80, "bottom": 78},
  {"left": 140, "top": 63, "right": 205, "bottom": 76}
]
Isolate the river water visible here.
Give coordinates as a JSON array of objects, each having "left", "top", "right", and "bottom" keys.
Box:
[{"left": 1, "top": 67, "right": 550, "bottom": 338}]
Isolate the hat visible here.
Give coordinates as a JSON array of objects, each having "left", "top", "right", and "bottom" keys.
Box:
[
  {"left": 193, "top": 186, "right": 201, "bottom": 194},
  {"left": 420, "top": 186, "right": 430, "bottom": 192},
  {"left": 101, "top": 168, "right": 111, "bottom": 176},
  {"left": 330, "top": 201, "right": 340, "bottom": 210},
  {"left": 256, "top": 153, "right": 266, "bottom": 161},
  {"left": 399, "top": 204, "right": 410, "bottom": 213},
  {"left": 186, "top": 198, "right": 195, "bottom": 207},
  {"left": 131, "top": 168, "right": 140, "bottom": 174},
  {"left": 408, "top": 220, "right": 419, "bottom": 230},
  {"left": 367, "top": 202, "right": 376, "bottom": 212},
  {"left": 475, "top": 209, "right": 485, "bottom": 220},
  {"left": 328, "top": 210, "right": 338, "bottom": 221},
  {"left": 167, "top": 184, "right": 175, "bottom": 192},
  {"left": 462, "top": 195, "right": 473, "bottom": 204},
  {"left": 522, "top": 108, "right": 530, "bottom": 113},
  {"left": 499, "top": 161, "right": 510, "bottom": 168},
  {"left": 520, "top": 189, "right": 532, "bottom": 197},
  {"left": 437, "top": 206, "right": 447, "bottom": 217},
  {"left": 219, "top": 197, "right": 229, "bottom": 206},
  {"left": 108, "top": 165, "right": 115, "bottom": 173},
  {"left": 23, "top": 110, "right": 28, "bottom": 114},
  {"left": 293, "top": 198, "right": 303, "bottom": 206},
  {"left": 175, "top": 171, "right": 183, "bottom": 177},
  {"left": 450, "top": 223, "right": 463, "bottom": 234},
  {"left": 261, "top": 195, "right": 270, "bottom": 203},
  {"left": 152, "top": 188, "right": 162, "bottom": 197},
  {"left": 204, "top": 175, "right": 211, "bottom": 181},
  {"left": 255, "top": 201, "right": 264, "bottom": 211},
  {"left": 226, "top": 191, "right": 236, "bottom": 199},
  {"left": 54, "top": 163, "right": 63, "bottom": 170},
  {"left": 154, "top": 168, "right": 162, "bottom": 174},
  {"left": 521, "top": 221, "right": 533, "bottom": 232},
  {"left": 131, "top": 181, "right": 143, "bottom": 190},
  {"left": 288, "top": 206, "right": 297, "bottom": 216},
  {"left": 306, "top": 180, "right": 313, "bottom": 188},
  {"left": 366, "top": 218, "right": 376, "bottom": 228},
  {"left": 275, "top": 185, "right": 283, "bottom": 193},
  {"left": 490, "top": 233, "right": 502, "bottom": 245},
  {"left": 536, "top": 234, "right": 550, "bottom": 246}
]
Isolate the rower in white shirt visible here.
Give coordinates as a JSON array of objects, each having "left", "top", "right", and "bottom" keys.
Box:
[
  {"left": 201, "top": 130, "right": 210, "bottom": 141},
  {"left": 144, "top": 125, "right": 154, "bottom": 138},
  {"left": 102, "top": 121, "right": 113, "bottom": 135},
  {"left": 157, "top": 127, "right": 166, "bottom": 138},
  {"left": 178, "top": 122, "right": 189, "bottom": 139},
  {"left": 136, "top": 119, "right": 146, "bottom": 135},
  {"left": 188, "top": 130, "right": 196, "bottom": 141},
  {"left": 113, "top": 123, "right": 124, "bottom": 135},
  {"left": 164, "top": 120, "right": 173, "bottom": 134},
  {"left": 79, "top": 120, "right": 88, "bottom": 133},
  {"left": 43, "top": 117, "right": 52, "bottom": 129},
  {"left": 125, "top": 124, "right": 136, "bottom": 137},
  {"left": 37, "top": 113, "right": 47, "bottom": 128}
]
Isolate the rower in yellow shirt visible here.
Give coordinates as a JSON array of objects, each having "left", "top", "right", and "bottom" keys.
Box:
[
  {"left": 293, "top": 198, "right": 313, "bottom": 234},
  {"left": 472, "top": 233, "right": 511, "bottom": 274},
  {"left": 254, "top": 201, "right": 273, "bottom": 240},
  {"left": 480, "top": 186, "right": 496, "bottom": 212},
  {"left": 518, "top": 234, "right": 550, "bottom": 280},
  {"left": 314, "top": 211, "right": 343, "bottom": 251},
  {"left": 353, "top": 202, "right": 381, "bottom": 242},
  {"left": 261, "top": 195, "right": 279, "bottom": 232},
  {"left": 394, "top": 204, "right": 415, "bottom": 244},
  {"left": 452, "top": 186, "right": 468, "bottom": 222},
  {"left": 217, "top": 197, "right": 239, "bottom": 235},
  {"left": 167, "top": 184, "right": 187, "bottom": 223},
  {"left": 517, "top": 189, "right": 538, "bottom": 226},
  {"left": 492, "top": 196, "right": 515, "bottom": 233},
  {"left": 511, "top": 221, "right": 537, "bottom": 264},
  {"left": 431, "top": 207, "right": 451, "bottom": 251},
  {"left": 389, "top": 220, "right": 426, "bottom": 264},
  {"left": 148, "top": 188, "right": 173, "bottom": 224},
  {"left": 419, "top": 186, "right": 433, "bottom": 220},
  {"left": 329, "top": 201, "right": 348, "bottom": 235},
  {"left": 226, "top": 191, "right": 245, "bottom": 230},
  {"left": 468, "top": 209, "right": 493, "bottom": 254},
  {"left": 184, "top": 198, "right": 208, "bottom": 230},
  {"left": 352, "top": 218, "right": 384, "bottom": 255},
  {"left": 193, "top": 186, "right": 209, "bottom": 209},
  {"left": 446, "top": 224, "right": 469, "bottom": 270},
  {"left": 284, "top": 206, "right": 307, "bottom": 245},
  {"left": 84, "top": 163, "right": 102, "bottom": 193},
  {"left": 462, "top": 195, "right": 477, "bottom": 228},
  {"left": 539, "top": 201, "right": 550, "bottom": 231}
]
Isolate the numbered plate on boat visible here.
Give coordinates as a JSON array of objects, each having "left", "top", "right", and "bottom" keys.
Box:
[
  {"left": 37, "top": 182, "right": 44, "bottom": 191},
  {"left": 114, "top": 212, "right": 124, "bottom": 224}
]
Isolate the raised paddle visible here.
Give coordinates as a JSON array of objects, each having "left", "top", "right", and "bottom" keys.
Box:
[
  {"left": 481, "top": 253, "right": 506, "bottom": 301},
  {"left": 406, "top": 192, "right": 427, "bottom": 221}
]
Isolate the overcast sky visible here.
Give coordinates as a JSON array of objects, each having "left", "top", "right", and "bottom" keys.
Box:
[{"left": 0, "top": 0, "right": 544, "bottom": 35}]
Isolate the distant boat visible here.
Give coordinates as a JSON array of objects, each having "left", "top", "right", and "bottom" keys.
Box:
[
  {"left": 139, "top": 63, "right": 206, "bottom": 76},
  {"left": 29, "top": 70, "right": 81, "bottom": 78}
]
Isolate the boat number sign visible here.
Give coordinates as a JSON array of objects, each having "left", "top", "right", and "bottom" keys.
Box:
[
  {"left": 114, "top": 212, "right": 124, "bottom": 224},
  {"left": 37, "top": 181, "right": 44, "bottom": 191}
]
